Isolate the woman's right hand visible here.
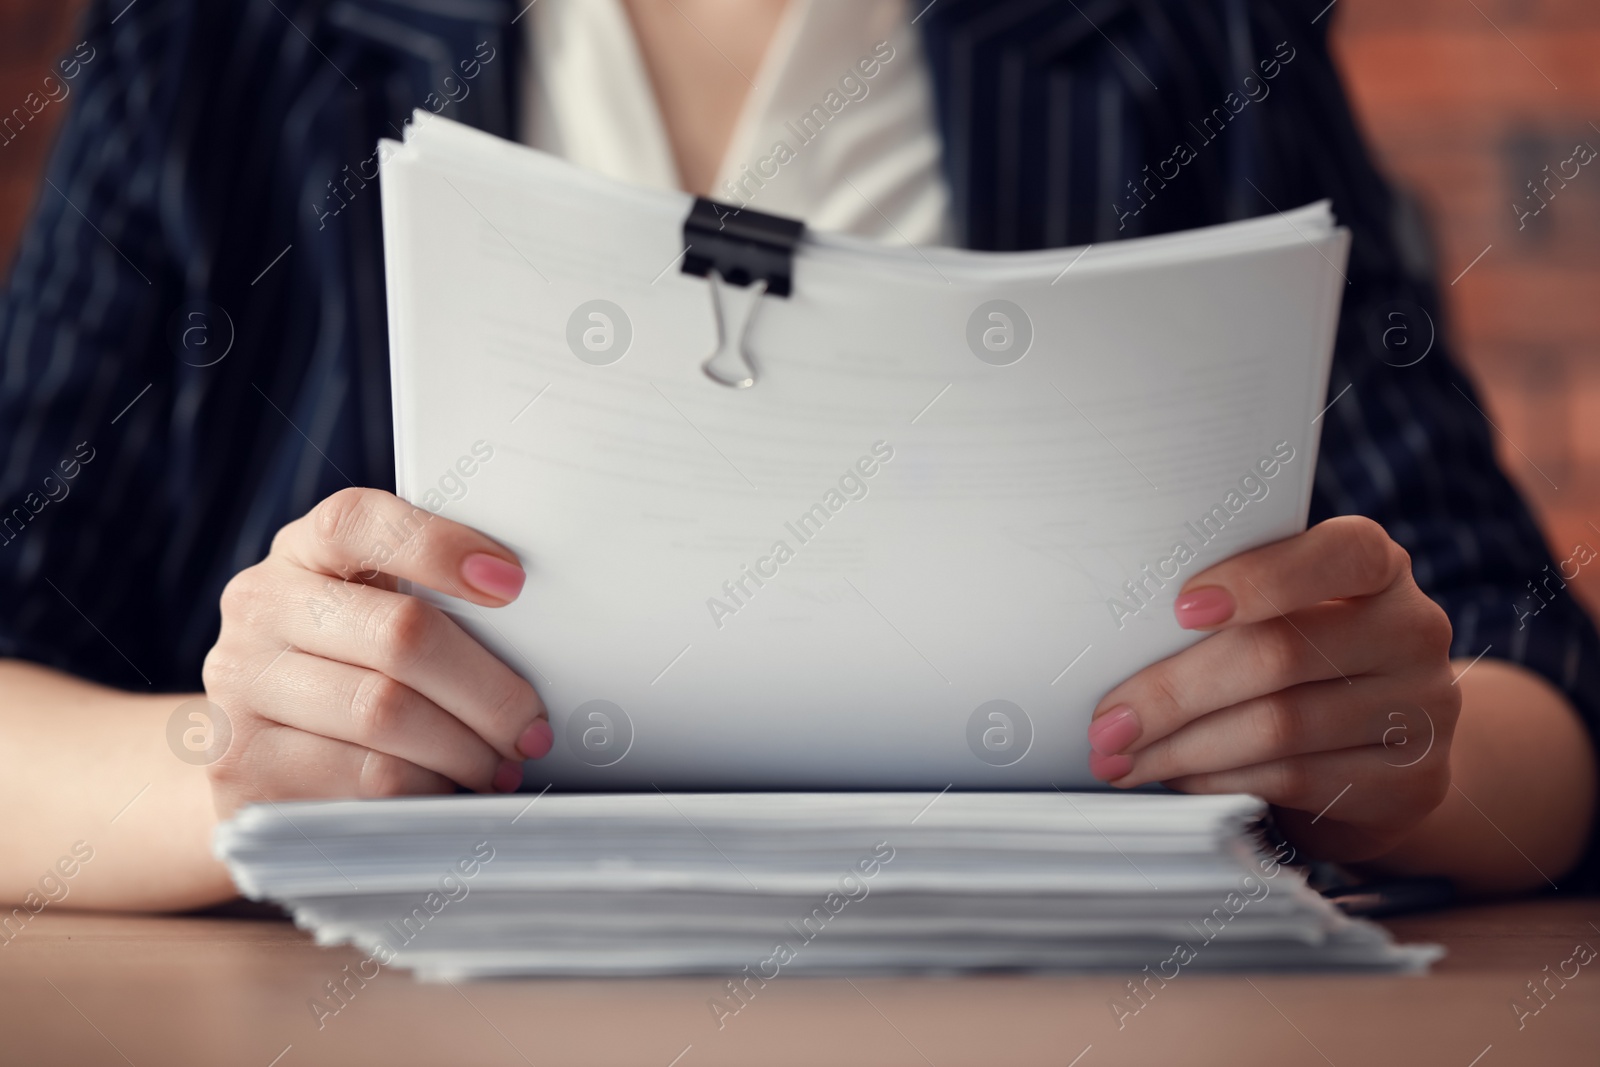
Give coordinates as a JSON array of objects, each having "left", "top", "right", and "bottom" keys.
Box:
[{"left": 201, "top": 487, "right": 550, "bottom": 816}]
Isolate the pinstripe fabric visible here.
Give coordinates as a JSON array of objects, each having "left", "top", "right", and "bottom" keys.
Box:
[
  {"left": 2, "top": 0, "right": 1598, "bottom": 886},
  {"left": 0, "top": 0, "right": 518, "bottom": 683}
]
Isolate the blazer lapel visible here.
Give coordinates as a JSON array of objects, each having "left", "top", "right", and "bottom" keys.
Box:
[
  {"left": 321, "top": 0, "right": 521, "bottom": 137},
  {"left": 916, "top": 0, "right": 1142, "bottom": 249}
]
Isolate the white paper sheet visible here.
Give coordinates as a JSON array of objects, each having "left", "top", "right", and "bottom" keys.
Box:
[{"left": 380, "top": 113, "right": 1350, "bottom": 789}]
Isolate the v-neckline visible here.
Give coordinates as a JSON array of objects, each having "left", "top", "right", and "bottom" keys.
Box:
[{"left": 607, "top": 0, "right": 811, "bottom": 196}]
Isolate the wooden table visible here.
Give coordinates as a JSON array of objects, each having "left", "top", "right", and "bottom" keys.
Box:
[{"left": 2, "top": 900, "right": 1596, "bottom": 1066}]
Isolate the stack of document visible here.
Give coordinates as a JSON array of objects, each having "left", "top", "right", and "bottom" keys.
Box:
[
  {"left": 215, "top": 793, "right": 1439, "bottom": 978},
  {"left": 248, "top": 116, "right": 1434, "bottom": 980},
  {"left": 380, "top": 114, "right": 1351, "bottom": 790}
]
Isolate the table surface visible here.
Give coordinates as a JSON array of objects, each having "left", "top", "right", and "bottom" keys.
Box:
[{"left": 1, "top": 899, "right": 1596, "bottom": 1066}]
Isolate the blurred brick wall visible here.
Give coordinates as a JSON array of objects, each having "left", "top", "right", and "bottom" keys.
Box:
[
  {"left": 0, "top": 0, "right": 1595, "bottom": 612},
  {"left": 0, "top": 0, "right": 84, "bottom": 272}
]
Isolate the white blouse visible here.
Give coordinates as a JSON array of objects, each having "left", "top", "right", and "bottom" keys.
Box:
[{"left": 520, "top": 0, "right": 952, "bottom": 246}]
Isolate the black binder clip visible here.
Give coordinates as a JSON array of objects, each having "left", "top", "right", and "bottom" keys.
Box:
[{"left": 681, "top": 197, "right": 804, "bottom": 389}]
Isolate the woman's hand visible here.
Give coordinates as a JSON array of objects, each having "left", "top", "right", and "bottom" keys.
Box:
[
  {"left": 201, "top": 488, "right": 550, "bottom": 817},
  {"left": 1086, "top": 515, "right": 1461, "bottom": 862}
]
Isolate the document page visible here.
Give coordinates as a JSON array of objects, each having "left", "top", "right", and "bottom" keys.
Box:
[{"left": 380, "top": 114, "right": 1350, "bottom": 789}]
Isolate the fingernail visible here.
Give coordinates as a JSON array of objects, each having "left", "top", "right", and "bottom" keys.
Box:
[
  {"left": 492, "top": 758, "right": 524, "bottom": 793},
  {"left": 1087, "top": 705, "right": 1141, "bottom": 756},
  {"left": 462, "top": 553, "right": 525, "bottom": 602},
  {"left": 517, "top": 718, "right": 554, "bottom": 760},
  {"left": 1174, "top": 586, "right": 1235, "bottom": 629},
  {"left": 1088, "top": 751, "right": 1134, "bottom": 782}
]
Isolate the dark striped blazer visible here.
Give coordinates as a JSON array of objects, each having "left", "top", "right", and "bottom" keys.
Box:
[{"left": 3, "top": 0, "right": 1598, "bottom": 884}]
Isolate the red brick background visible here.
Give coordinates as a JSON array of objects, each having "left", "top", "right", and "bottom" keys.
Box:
[
  {"left": 1, "top": 1, "right": 1595, "bottom": 614},
  {"left": 0, "top": 0, "right": 80, "bottom": 268}
]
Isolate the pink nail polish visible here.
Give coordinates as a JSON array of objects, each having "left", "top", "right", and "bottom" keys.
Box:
[
  {"left": 462, "top": 553, "right": 525, "bottom": 602},
  {"left": 1088, "top": 751, "right": 1134, "bottom": 782},
  {"left": 1087, "top": 705, "right": 1141, "bottom": 756},
  {"left": 1174, "top": 586, "right": 1235, "bottom": 629},
  {"left": 492, "top": 759, "right": 524, "bottom": 793},
  {"left": 517, "top": 718, "right": 554, "bottom": 760}
]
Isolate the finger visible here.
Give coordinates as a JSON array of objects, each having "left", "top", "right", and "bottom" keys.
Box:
[
  {"left": 271, "top": 487, "right": 526, "bottom": 607},
  {"left": 212, "top": 723, "right": 457, "bottom": 804},
  {"left": 243, "top": 650, "right": 522, "bottom": 793},
  {"left": 1162, "top": 746, "right": 1449, "bottom": 832},
  {"left": 1090, "top": 595, "right": 1419, "bottom": 757},
  {"left": 1171, "top": 515, "right": 1408, "bottom": 631},
  {"left": 1103, "top": 677, "right": 1440, "bottom": 787},
  {"left": 224, "top": 563, "right": 549, "bottom": 761}
]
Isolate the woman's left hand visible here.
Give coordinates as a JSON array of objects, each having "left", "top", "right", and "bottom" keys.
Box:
[{"left": 1086, "top": 515, "right": 1462, "bottom": 862}]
